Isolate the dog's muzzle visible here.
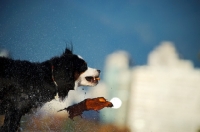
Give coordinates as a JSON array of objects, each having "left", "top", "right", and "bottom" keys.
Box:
[
  {"left": 77, "top": 68, "right": 101, "bottom": 87},
  {"left": 85, "top": 69, "right": 100, "bottom": 83}
]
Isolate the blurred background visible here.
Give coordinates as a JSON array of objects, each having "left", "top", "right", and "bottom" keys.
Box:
[{"left": 0, "top": 0, "right": 200, "bottom": 131}]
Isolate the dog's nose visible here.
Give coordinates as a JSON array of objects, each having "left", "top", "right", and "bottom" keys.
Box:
[{"left": 97, "top": 70, "right": 101, "bottom": 73}]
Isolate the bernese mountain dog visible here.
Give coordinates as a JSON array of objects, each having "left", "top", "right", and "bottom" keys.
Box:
[{"left": 0, "top": 47, "right": 100, "bottom": 131}]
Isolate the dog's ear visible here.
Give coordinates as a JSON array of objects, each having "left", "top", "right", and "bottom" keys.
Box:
[
  {"left": 63, "top": 48, "right": 72, "bottom": 55},
  {"left": 63, "top": 42, "right": 73, "bottom": 55}
]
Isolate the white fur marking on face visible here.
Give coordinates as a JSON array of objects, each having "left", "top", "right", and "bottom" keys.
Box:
[
  {"left": 78, "top": 55, "right": 83, "bottom": 59},
  {"left": 74, "top": 67, "right": 100, "bottom": 89}
]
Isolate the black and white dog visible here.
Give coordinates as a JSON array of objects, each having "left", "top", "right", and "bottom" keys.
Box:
[{"left": 0, "top": 48, "right": 100, "bottom": 131}]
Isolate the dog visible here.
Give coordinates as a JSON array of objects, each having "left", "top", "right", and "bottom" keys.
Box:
[{"left": 0, "top": 47, "right": 100, "bottom": 131}]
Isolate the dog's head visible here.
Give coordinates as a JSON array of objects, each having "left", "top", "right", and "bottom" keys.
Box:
[{"left": 58, "top": 48, "right": 100, "bottom": 89}]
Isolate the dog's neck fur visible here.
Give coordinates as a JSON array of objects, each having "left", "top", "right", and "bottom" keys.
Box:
[
  {"left": 47, "top": 58, "right": 75, "bottom": 99},
  {"left": 51, "top": 65, "right": 59, "bottom": 99},
  {"left": 51, "top": 65, "right": 58, "bottom": 87}
]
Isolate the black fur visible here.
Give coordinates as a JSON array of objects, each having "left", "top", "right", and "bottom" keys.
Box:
[{"left": 0, "top": 48, "right": 87, "bottom": 131}]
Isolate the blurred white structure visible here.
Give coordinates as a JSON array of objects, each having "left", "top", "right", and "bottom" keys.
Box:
[
  {"left": 101, "top": 51, "right": 132, "bottom": 126},
  {"left": 102, "top": 41, "right": 200, "bottom": 132},
  {"left": 128, "top": 41, "right": 200, "bottom": 132}
]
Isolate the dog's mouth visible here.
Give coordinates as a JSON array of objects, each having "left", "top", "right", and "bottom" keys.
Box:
[{"left": 85, "top": 76, "right": 100, "bottom": 83}]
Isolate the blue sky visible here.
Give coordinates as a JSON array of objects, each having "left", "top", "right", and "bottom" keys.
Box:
[{"left": 0, "top": 0, "right": 200, "bottom": 72}]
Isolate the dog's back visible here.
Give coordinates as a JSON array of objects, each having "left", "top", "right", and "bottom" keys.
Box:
[
  {"left": 0, "top": 57, "right": 51, "bottom": 114},
  {"left": 0, "top": 58, "right": 55, "bottom": 131},
  {"left": 0, "top": 57, "right": 38, "bottom": 92}
]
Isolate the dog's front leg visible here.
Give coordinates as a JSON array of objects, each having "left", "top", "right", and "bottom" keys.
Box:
[{"left": 0, "top": 109, "right": 23, "bottom": 132}]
